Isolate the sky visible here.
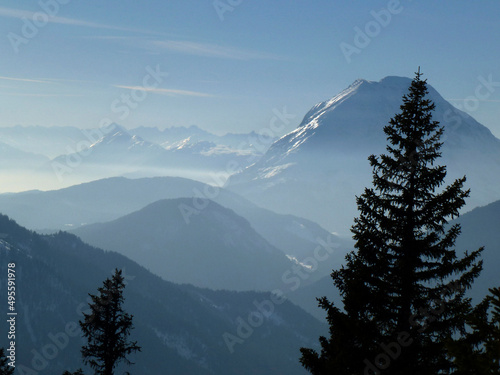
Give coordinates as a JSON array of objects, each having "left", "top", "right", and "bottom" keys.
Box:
[{"left": 1, "top": 0, "right": 499, "bottom": 137}]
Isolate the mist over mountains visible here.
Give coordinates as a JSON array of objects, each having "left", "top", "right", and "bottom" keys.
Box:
[
  {"left": 2, "top": 76, "right": 499, "bottom": 235},
  {"left": 0, "top": 176, "right": 348, "bottom": 318},
  {"left": 0, "top": 215, "right": 323, "bottom": 374},
  {"left": 0, "top": 176, "right": 345, "bottom": 262},
  {"left": 71, "top": 198, "right": 302, "bottom": 292},
  {"left": 0, "top": 124, "right": 266, "bottom": 161},
  {"left": 0, "top": 75, "right": 499, "bottom": 373},
  {"left": 0, "top": 124, "right": 273, "bottom": 192}
]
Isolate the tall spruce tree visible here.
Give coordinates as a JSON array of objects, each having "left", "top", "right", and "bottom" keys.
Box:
[
  {"left": 80, "top": 269, "right": 141, "bottom": 375},
  {"left": 300, "top": 70, "right": 483, "bottom": 375}
]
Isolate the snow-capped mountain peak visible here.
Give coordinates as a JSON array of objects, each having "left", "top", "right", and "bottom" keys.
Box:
[{"left": 227, "top": 76, "right": 500, "bottom": 234}]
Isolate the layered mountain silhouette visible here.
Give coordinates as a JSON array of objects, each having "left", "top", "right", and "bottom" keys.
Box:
[
  {"left": 0, "top": 124, "right": 270, "bottom": 192},
  {"left": 0, "top": 176, "right": 345, "bottom": 265},
  {"left": 71, "top": 198, "right": 303, "bottom": 291},
  {"left": 132, "top": 124, "right": 273, "bottom": 152},
  {"left": 48, "top": 125, "right": 254, "bottom": 179},
  {"left": 0, "top": 214, "right": 324, "bottom": 374}
]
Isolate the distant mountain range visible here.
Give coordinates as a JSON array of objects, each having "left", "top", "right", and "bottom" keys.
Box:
[
  {"left": 0, "top": 124, "right": 267, "bottom": 160},
  {"left": 2, "top": 77, "right": 499, "bottom": 236},
  {"left": 0, "top": 214, "right": 324, "bottom": 374},
  {"left": 0, "top": 124, "right": 273, "bottom": 192},
  {"left": 132, "top": 124, "right": 273, "bottom": 152},
  {"left": 47, "top": 124, "right": 266, "bottom": 187},
  {"left": 0, "top": 76, "right": 498, "bottom": 369},
  {"left": 0, "top": 176, "right": 351, "bottom": 317},
  {"left": 227, "top": 76, "right": 500, "bottom": 235},
  {"left": 0, "top": 176, "right": 346, "bottom": 263}
]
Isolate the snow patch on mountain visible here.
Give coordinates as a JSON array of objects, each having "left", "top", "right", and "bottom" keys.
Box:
[
  {"left": 257, "top": 163, "right": 296, "bottom": 179},
  {"left": 154, "top": 329, "right": 196, "bottom": 360}
]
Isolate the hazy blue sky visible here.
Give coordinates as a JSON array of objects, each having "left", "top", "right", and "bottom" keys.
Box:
[{"left": 1, "top": 0, "right": 499, "bottom": 136}]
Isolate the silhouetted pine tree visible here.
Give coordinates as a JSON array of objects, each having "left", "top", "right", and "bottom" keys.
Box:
[
  {"left": 80, "top": 269, "right": 141, "bottom": 375},
  {"left": 300, "top": 70, "right": 483, "bottom": 375},
  {"left": 0, "top": 348, "right": 14, "bottom": 375}
]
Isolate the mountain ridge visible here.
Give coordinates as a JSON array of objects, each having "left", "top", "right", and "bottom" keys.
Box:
[
  {"left": 71, "top": 197, "right": 309, "bottom": 292},
  {"left": 227, "top": 76, "right": 500, "bottom": 234},
  {"left": 0, "top": 213, "right": 324, "bottom": 374},
  {"left": 0, "top": 176, "right": 345, "bottom": 265}
]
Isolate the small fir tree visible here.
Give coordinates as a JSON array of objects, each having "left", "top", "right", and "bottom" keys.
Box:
[
  {"left": 300, "top": 70, "right": 483, "bottom": 374},
  {"left": 80, "top": 269, "right": 141, "bottom": 375},
  {"left": 0, "top": 348, "right": 14, "bottom": 375}
]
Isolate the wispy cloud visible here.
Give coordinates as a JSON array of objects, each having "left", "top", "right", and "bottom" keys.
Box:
[
  {"left": 0, "top": 76, "right": 90, "bottom": 96},
  {"left": 83, "top": 36, "right": 283, "bottom": 61},
  {"left": 146, "top": 40, "right": 282, "bottom": 60},
  {"left": 0, "top": 76, "right": 53, "bottom": 84},
  {"left": 114, "top": 85, "right": 213, "bottom": 98},
  {"left": 0, "top": 7, "right": 158, "bottom": 34}
]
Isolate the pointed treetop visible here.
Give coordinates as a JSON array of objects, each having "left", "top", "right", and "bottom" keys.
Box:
[{"left": 415, "top": 66, "right": 423, "bottom": 81}]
